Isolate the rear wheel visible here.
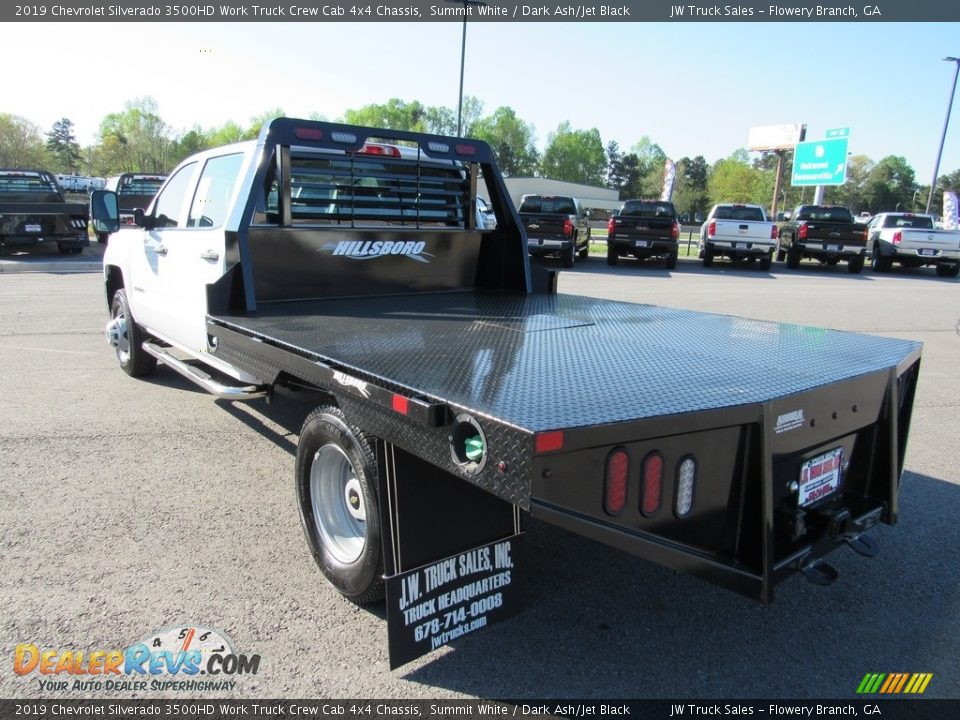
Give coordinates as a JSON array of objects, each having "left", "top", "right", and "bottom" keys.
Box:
[
  {"left": 848, "top": 253, "right": 865, "bottom": 274},
  {"left": 702, "top": 244, "right": 715, "bottom": 267},
  {"left": 759, "top": 253, "right": 773, "bottom": 271},
  {"left": 562, "top": 240, "right": 575, "bottom": 268},
  {"left": 296, "top": 405, "right": 384, "bottom": 604},
  {"left": 665, "top": 249, "right": 678, "bottom": 270},
  {"left": 786, "top": 244, "right": 801, "bottom": 270},
  {"left": 936, "top": 262, "right": 960, "bottom": 278},
  {"left": 871, "top": 244, "right": 891, "bottom": 273},
  {"left": 107, "top": 289, "right": 157, "bottom": 377},
  {"left": 776, "top": 239, "right": 786, "bottom": 263},
  {"left": 606, "top": 242, "right": 618, "bottom": 266}
]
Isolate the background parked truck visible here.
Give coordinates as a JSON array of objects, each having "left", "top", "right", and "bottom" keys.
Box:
[
  {"left": 0, "top": 169, "right": 89, "bottom": 255},
  {"left": 699, "top": 203, "right": 778, "bottom": 271},
  {"left": 866, "top": 212, "right": 960, "bottom": 277},
  {"left": 606, "top": 199, "right": 679, "bottom": 269},
  {"left": 777, "top": 205, "right": 867, "bottom": 273}
]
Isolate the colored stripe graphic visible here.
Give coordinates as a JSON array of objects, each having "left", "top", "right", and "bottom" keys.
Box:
[{"left": 857, "top": 673, "right": 932, "bottom": 694}]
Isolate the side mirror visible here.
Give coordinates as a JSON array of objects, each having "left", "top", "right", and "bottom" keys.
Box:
[
  {"left": 134, "top": 208, "right": 150, "bottom": 229},
  {"left": 90, "top": 190, "right": 120, "bottom": 234}
]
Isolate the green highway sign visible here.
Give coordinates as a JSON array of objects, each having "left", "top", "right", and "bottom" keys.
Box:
[
  {"left": 825, "top": 127, "right": 850, "bottom": 139},
  {"left": 791, "top": 138, "right": 849, "bottom": 186}
]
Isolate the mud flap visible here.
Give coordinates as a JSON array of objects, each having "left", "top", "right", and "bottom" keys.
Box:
[{"left": 377, "top": 441, "right": 524, "bottom": 669}]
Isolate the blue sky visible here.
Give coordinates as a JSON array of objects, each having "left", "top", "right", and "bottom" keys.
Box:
[{"left": 7, "top": 21, "right": 959, "bottom": 183}]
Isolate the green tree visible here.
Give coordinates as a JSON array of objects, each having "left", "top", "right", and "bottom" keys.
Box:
[
  {"left": 0, "top": 113, "right": 51, "bottom": 168},
  {"left": 46, "top": 118, "right": 82, "bottom": 174},
  {"left": 97, "top": 97, "right": 171, "bottom": 172},
  {"left": 541, "top": 122, "right": 606, "bottom": 185},
  {"left": 828, "top": 155, "right": 874, "bottom": 213},
  {"left": 708, "top": 151, "right": 771, "bottom": 206},
  {"left": 241, "top": 108, "right": 286, "bottom": 140},
  {"left": 168, "top": 127, "right": 210, "bottom": 166},
  {"left": 671, "top": 156, "right": 710, "bottom": 219},
  {"left": 629, "top": 137, "right": 667, "bottom": 197},
  {"left": 342, "top": 98, "right": 428, "bottom": 132},
  {"left": 860, "top": 155, "right": 917, "bottom": 213},
  {"left": 471, "top": 107, "right": 539, "bottom": 176}
]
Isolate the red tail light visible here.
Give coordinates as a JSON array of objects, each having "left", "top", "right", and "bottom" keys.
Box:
[
  {"left": 604, "top": 448, "right": 630, "bottom": 516},
  {"left": 798, "top": 223, "right": 808, "bottom": 240},
  {"left": 535, "top": 431, "right": 564, "bottom": 454},
  {"left": 563, "top": 217, "right": 573, "bottom": 237},
  {"left": 641, "top": 452, "right": 663, "bottom": 516},
  {"left": 892, "top": 231, "right": 902, "bottom": 246},
  {"left": 770, "top": 225, "right": 779, "bottom": 240},
  {"left": 708, "top": 220, "right": 716, "bottom": 237},
  {"left": 672, "top": 222, "right": 680, "bottom": 239},
  {"left": 357, "top": 143, "right": 401, "bottom": 158},
  {"left": 607, "top": 217, "right": 616, "bottom": 234}
]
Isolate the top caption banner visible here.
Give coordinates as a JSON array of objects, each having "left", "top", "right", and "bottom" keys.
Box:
[{"left": 6, "top": 0, "right": 960, "bottom": 22}]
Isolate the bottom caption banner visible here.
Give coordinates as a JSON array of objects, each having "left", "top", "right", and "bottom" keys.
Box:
[{"left": 1, "top": 700, "right": 958, "bottom": 720}]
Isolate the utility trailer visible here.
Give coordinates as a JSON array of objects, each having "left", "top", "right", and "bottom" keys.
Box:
[{"left": 93, "top": 119, "right": 921, "bottom": 668}]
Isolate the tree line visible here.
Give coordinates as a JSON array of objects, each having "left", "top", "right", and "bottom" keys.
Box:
[{"left": 2, "top": 97, "right": 957, "bottom": 217}]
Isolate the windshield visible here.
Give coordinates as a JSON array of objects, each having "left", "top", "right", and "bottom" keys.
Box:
[
  {"left": 0, "top": 171, "right": 60, "bottom": 202},
  {"left": 620, "top": 201, "right": 676, "bottom": 219}
]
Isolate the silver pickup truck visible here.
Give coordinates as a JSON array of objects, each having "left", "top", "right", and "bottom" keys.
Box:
[
  {"left": 866, "top": 212, "right": 960, "bottom": 277},
  {"left": 699, "top": 203, "right": 778, "bottom": 270}
]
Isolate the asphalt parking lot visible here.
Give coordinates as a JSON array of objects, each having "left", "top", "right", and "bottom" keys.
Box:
[{"left": 1, "top": 257, "right": 957, "bottom": 700}]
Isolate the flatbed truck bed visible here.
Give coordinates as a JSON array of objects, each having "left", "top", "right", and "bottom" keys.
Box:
[{"left": 93, "top": 119, "right": 922, "bottom": 668}]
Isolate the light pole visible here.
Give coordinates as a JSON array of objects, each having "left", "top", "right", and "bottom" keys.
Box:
[
  {"left": 925, "top": 56, "right": 960, "bottom": 215},
  {"left": 446, "top": 0, "right": 487, "bottom": 137}
]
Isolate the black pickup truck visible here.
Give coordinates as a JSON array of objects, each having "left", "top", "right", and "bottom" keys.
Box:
[
  {"left": 92, "top": 119, "right": 920, "bottom": 669},
  {"left": 0, "top": 169, "right": 89, "bottom": 255},
  {"left": 777, "top": 205, "right": 867, "bottom": 273},
  {"left": 606, "top": 199, "right": 679, "bottom": 269},
  {"left": 518, "top": 194, "right": 591, "bottom": 268}
]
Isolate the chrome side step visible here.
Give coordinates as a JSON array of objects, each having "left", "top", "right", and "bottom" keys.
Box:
[{"left": 142, "top": 341, "right": 268, "bottom": 401}]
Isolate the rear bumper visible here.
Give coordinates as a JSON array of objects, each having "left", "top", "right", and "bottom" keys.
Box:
[
  {"left": 891, "top": 247, "right": 960, "bottom": 263},
  {"left": 528, "top": 238, "right": 573, "bottom": 255},
  {"left": 0, "top": 233, "right": 89, "bottom": 249},
  {"left": 610, "top": 238, "right": 677, "bottom": 256},
  {"left": 796, "top": 242, "right": 866, "bottom": 258},
  {"left": 707, "top": 239, "right": 775, "bottom": 256},
  {"left": 530, "top": 355, "right": 921, "bottom": 603}
]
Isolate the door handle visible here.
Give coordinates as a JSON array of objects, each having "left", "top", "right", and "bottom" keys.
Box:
[
  {"left": 154, "top": 244, "right": 168, "bottom": 256},
  {"left": 200, "top": 250, "right": 219, "bottom": 261}
]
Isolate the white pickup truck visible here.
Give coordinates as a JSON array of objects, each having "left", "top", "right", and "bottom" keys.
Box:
[
  {"left": 698, "top": 203, "right": 778, "bottom": 270},
  {"left": 866, "top": 212, "right": 960, "bottom": 277}
]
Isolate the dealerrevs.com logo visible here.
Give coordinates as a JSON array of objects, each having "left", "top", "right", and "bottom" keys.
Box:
[{"left": 13, "top": 625, "right": 260, "bottom": 693}]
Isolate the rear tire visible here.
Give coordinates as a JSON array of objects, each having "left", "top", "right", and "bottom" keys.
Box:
[
  {"left": 847, "top": 253, "right": 865, "bottom": 274},
  {"left": 109, "top": 289, "right": 157, "bottom": 378},
  {"left": 665, "top": 249, "right": 678, "bottom": 270},
  {"left": 702, "top": 244, "right": 715, "bottom": 267},
  {"left": 936, "top": 262, "right": 960, "bottom": 278},
  {"left": 606, "top": 243, "right": 618, "bottom": 266},
  {"left": 871, "top": 245, "right": 891, "bottom": 273},
  {"left": 296, "top": 405, "right": 384, "bottom": 605},
  {"left": 759, "top": 253, "right": 773, "bottom": 272},
  {"left": 562, "top": 241, "right": 575, "bottom": 268},
  {"left": 786, "top": 244, "right": 801, "bottom": 270},
  {"left": 776, "top": 239, "right": 786, "bottom": 263}
]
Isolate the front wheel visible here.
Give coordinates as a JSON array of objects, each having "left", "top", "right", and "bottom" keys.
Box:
[
  {"left": 107, "top": 289, "right": 157, "bottom": 377},
  {"left": 296, "top": 405, "right": 384, "bottom": 605}
]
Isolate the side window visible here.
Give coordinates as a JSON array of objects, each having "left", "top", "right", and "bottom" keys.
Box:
[
  {"left": 153, "top": 163, "right": 197, "bottom": 229},
  {"left": 188, "top": 153, "right": 244, "bottom": 228}
]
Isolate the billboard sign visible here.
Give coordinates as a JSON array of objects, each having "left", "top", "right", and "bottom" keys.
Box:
[{"left": 748, "top": 123, "right": 806, "bottom": 151}]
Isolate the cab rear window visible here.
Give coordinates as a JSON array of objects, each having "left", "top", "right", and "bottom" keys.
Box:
[
  {"left": 714, "top": 205, "right": 765, "bottom": 222},
  {"left": 518, "top": 196, "right": 576, "bottom": 214},
  {"left": 621, "top": 201, "right": 676, "bottom": 219}
]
